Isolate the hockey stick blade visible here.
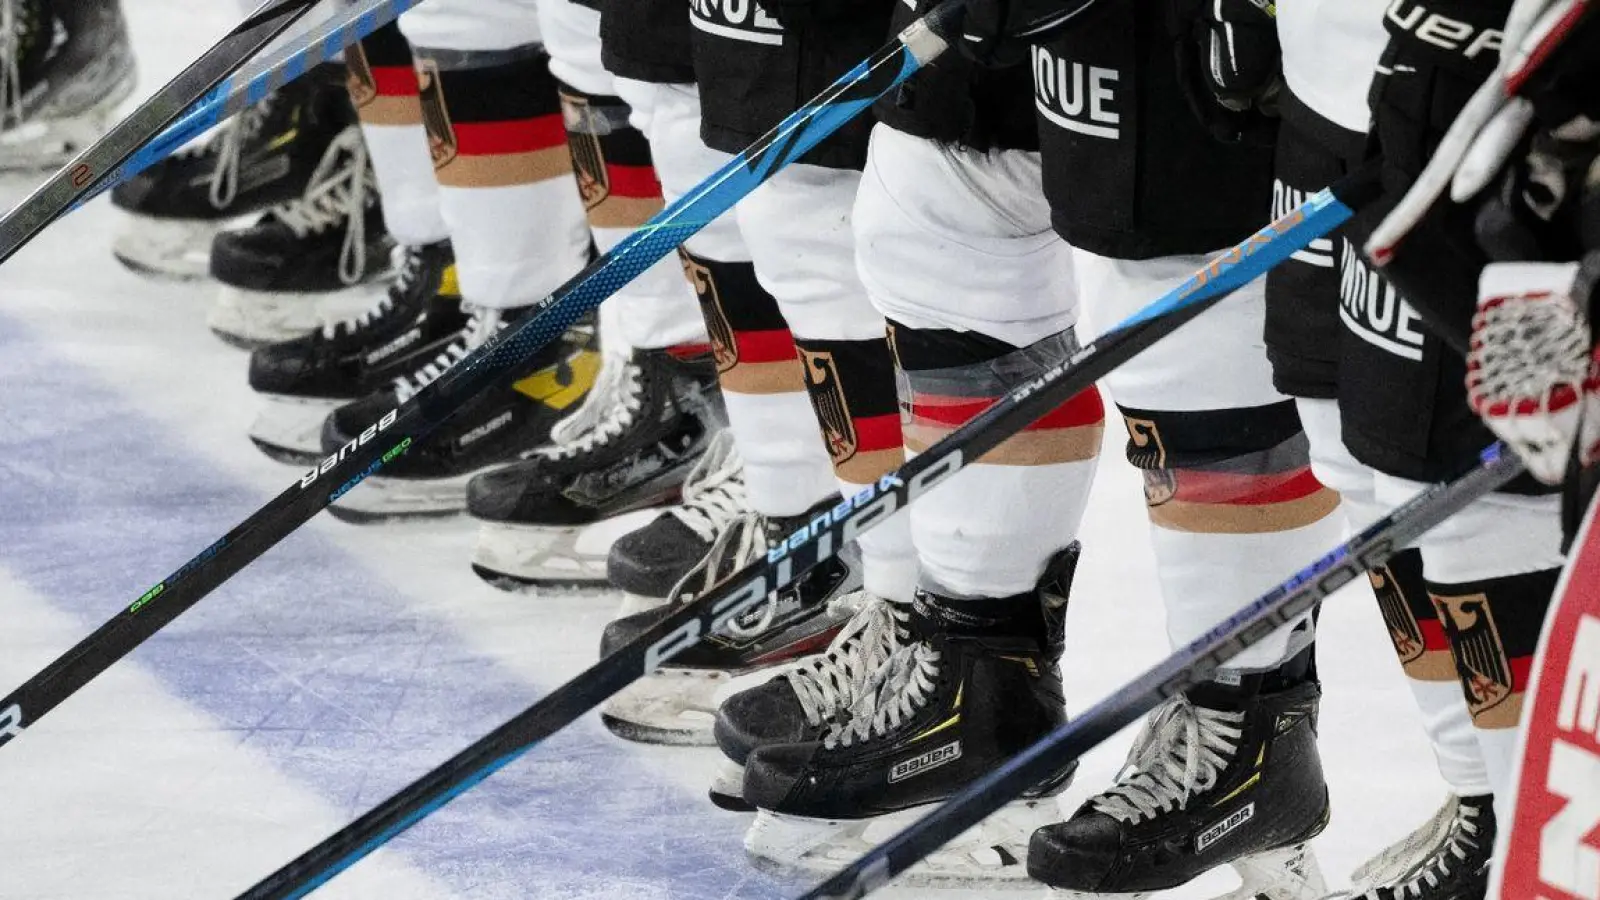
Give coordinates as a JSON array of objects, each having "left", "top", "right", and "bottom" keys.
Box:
[
  {"left": 0, "top": 0, "right": 322, "bottom": 267},
  {"left": 231, "top": 175, "right": 1368, "bottom": 900},
  {"left": 799, "top": 443, "right": 1525, "bottom": 900},
  {"left": 0, "top": 2, "right": 954, "bottom": 755},
  {"left": 70, "top": 0, "right": 428, "bottom": 213}
]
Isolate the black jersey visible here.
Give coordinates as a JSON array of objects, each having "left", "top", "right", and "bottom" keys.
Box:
[{"left": 600, "top": 0, "right": 694, "bottom": 84}]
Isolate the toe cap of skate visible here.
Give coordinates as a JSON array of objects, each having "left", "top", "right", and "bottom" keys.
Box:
[
  {"left": 713, "top": 679, "right": 811, "bottom": 764},
  {"left": 1025, "top": 813, "right": 1124, "bottom": 890}
]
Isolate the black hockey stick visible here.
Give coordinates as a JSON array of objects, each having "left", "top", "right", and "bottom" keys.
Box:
[
  {"left": 231, "top": 174, "right": 1375, "bottom": 900},
  {"left": 0, "top": 0, "right": 323, "bottom": 267},
  {"left": 798, "top": 442, "right": 1525, "bottom": 900},
  {"left": 0, "top": 3, "right": 962, "bottom": 751}
]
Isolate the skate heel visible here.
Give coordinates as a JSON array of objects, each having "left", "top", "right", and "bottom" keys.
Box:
[{"left": 1221, "top": 842, "right": 1327, "bottom": 900}]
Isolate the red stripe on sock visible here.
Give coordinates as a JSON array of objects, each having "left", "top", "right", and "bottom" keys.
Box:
[
  {"left": 1171, "top": 468, "right": 1326, "bottom": 506},
  {"left": 453, "top": 116, "right": 566, "bottom": 156},
  {"left": 666, "top": 342, "right": 712, "bottom": 361},
  {"left": 911, "top": 387, "right": 1104, "bottom": 432},
  {"left": 606, "top": 163, "right": 663, "bottom": 199},
  {"left": 370, "top": 66, "right": 418, "bottom": 97},
  {"left": 734, "top": 329, "right": 798, "bottom": 364},
  {"left": 853, "top": 413, "right": 903, "bottom": 454}
]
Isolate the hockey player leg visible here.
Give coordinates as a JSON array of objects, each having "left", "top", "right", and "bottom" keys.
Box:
[
  {"left": 246, "top": 22, "right": 467, "bottom": 466},
  {"left": 0, "top": 0, "right": 135, "bottom": 172}
]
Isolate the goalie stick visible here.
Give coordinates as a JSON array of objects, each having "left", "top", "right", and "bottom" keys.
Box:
[
  {"left": 0, "top": 0, "right": 966, "bottom": 754},
  {"left": 1491, "top": 491, "right": 1600, "bottom": 900},
  {"left": 0, "top": 0, "right": 324, "bottom": 267},
  {"left": 230, "top": 175, "right": 1372, "bottom": 900},
  {"left": 797, "top": 442, "right": 1526, "bottom": 900}
]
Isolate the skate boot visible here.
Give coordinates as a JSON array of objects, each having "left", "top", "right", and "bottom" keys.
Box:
[
  {"left": 467, "top": 347, "right": 723, "bottom": 589},
  {"left": 740, "top": 548, "right": 1081, "bottom": 888},
  {"left": 320, "top": 308, "right": 600, "bottom": 521},
  {"left": 0, "top": 0, "right": 136, "bottom": 171},
  {"left": 247, "top": 240, "right": 465, "bottom": 466},
  {"left": 597, "top": 504, "right": 863, "bottom": 746},
  {"left": 1326, "top": 794, "right": 1493, "bottom": 900},
  {"left": 606, "top": 429, "right": 750, "bottom": 613},
  {"left": 207, "top": 125, "right": 394, "bottom": 348},
  {"left": 110, "top": 62, "right": 354, "bottom": 278},
  {"left": 1028, "top": 652, "right": 1330, "bottom": 899}
]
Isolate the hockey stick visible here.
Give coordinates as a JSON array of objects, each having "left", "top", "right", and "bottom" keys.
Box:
[
  {"left": 69, "top": 0, "right": 429, "bottom": 213},
  {"left": 799, "top": 443, "right": 1527, "bottom": 900},
  {"left": 230, "top": 175, "right": 1372, "bottom": 900},
  {"left": 0, "top": 2, "right": 962, "bottom": 751},
  {"left": 0, "top": 0, "right": 324, "bottom": 267}
]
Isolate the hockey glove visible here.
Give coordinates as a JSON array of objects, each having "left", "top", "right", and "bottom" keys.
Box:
[
  {"left": 956, "top": 0, "right": 1107, "bottom": 69},
  {"left": 1170, "top": 0, "right": 1281, "bottom": 145}
]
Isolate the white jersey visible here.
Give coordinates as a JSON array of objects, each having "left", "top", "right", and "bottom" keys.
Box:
[{"left": 1278, "top": 0, "right": 1390, "bottom": 134}]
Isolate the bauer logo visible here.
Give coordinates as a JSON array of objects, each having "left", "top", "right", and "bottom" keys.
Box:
[
  {"left": 299, "top": 408, "right": 400, "bottom": 489},
  {"left": 889, "top": 740, "right": 962, "bottom": 783},
  {"left": 1385, "top": 0, "right": 1502, "bottom": 64},
  {"left": 1031, "top": 46, "right": 1121, "bottom": 141},
  {"left": 0, "top": 703, "right": 22, "bottom": 743},
  {"left": 1339, "top": 241, "right": 1425, "bottom": 362},
  {"left": 1196, "top": 802, "right": 1254, "bottom": 852},
  {"left": 690, "top": 0, "right": 784, "bottom": 46}
]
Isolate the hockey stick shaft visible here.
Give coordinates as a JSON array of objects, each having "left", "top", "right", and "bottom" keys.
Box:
[
  {"left": 800, "top": 443, "right": 1527, "bottom": 900},
  {"left": 70, "top": 0, "right": 427, "bottom": 212},
  {"left": 232, "top": 176, "right": 1369, "bottom": 900},
  {"left": 0, "top": 0, "right": 323, "bottom": 267},
  {"left": 0, "top": 4, "right": 956, "bottom": 752}
]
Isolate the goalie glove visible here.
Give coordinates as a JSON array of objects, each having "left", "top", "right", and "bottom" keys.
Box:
[{"left": 1468, "top": 260, "right": 1600, "bottom": 484}]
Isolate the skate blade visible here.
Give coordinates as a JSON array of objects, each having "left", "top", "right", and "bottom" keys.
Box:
[
  {"left": 249, "top": 396, "right": 343, "bottom": 466},
  {"left": 1044, "top": 843, "right": 1329, "bottom": 900},
  {"left": 745, "top": 800, "right": 1061, "bottom": 890},
  {"left": 599, "top": 668, "right": 731, "bottom": 746},
  {"left": 111, "top": 215, "right": 238, "bottom": 281},
  {"left": 209, "top": 283, "right": 387, "bottom": 349},
  {"left": 471, "top": 512, "right": 657, "bottom": 590},
  {"left": 328, "top": 470, "right": 481, "bottom": 522},
  {"left": 707, "top": 758, "right": 751, "bottom": 811}
]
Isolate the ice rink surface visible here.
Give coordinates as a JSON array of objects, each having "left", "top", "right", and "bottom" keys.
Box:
[{"left": 0, "top": 3, "right": 1469, "bottom": 898}]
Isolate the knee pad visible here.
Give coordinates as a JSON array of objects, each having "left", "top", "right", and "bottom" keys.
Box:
[{"left": 1118, "top": 401, "right": 1339, "bottom": 535}]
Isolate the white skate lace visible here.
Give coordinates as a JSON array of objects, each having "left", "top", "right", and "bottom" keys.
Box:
[
  {"left": 785, "top": 595, "right": 910, "bottom": 728},
  {"left": 1347, "top": 796, "right": 1461, "bottom": 890},
  {"left": 320, "top": 244, "right": 425, "bottom": 340},
  {"left": 667, "top": 431, "right": 748, "bottom": 542},
  {"left": 1089, "top": 694, "right": 1246, "bottom": 824},
  {"left": 1358, "top": 802, "right": 1484, "bottom": 899},
  {"left": 539, "top": 351, "right": 644, "bottom": 461},
  {"left": 668, "top": 511, "right": 766, "bottom": 609},
  {"left": 822, "top": 641, "right": 941, "bottom": 750},
  {"left": 391, "top": 307, "right": 500, "bottom": 402},
  {"left": 205, "top": 92, "right": 276, "bottom": 210},
  {"left": 267, "top": 125, "right": 373, "bottom": 287}
]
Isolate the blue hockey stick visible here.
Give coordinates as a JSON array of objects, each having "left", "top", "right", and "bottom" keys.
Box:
[{"left": 228, "top": 168, "right": 1375, "bottom": 897}]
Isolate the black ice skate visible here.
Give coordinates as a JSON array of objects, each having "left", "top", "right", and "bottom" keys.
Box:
[
  {"left": 1330, "top": 794, "right": 1493, "bottom": 900},
  {"left": 247, "top": 240, "right": 465, "bottom": 466},
  {"left": 207, "top": 125, "right": 394, "bottom": 348},
  {"left": 320, "top": 308, "right": 600, "bottom": 522},
  {"left": 1028, "top": 657, "right": 1331, "bottom": 900},
  {"left": 466, "top": 347, "right": 723, "bottom": 589},
  {"left": 740, "top": 547, "right": 1081, "bottom": 888},
  {"left": 111, "top": 61, "right": 355, "bottom": 279},
  {"left": 0, "top": 0, "right": 136, "bottom": 171},
  {"left": 597, "top": 505, "right": 863, "bottom": 746},
  {"left": 606, "top": 429, "right": 750, "bottom": 614}
]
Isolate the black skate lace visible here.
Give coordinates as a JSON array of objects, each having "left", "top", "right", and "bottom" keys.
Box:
[
  {"left": 1364, "top": 804, "right": 1484, "bottom": 899},
  {"left": 391, "top": 308, "right": 499, "bottom": 402},
  {"left": 268, "top": 125, "right": 374, "bottom": 286},
  {"left": 1089, "top": 694, "right": 1246, "bottom": 824},
  {"left": 786, "top": 595, "right": 910, "bottom": 728},
  {"left": 319, "top": 244, "right": 425, "bottom": 340},
  {"left": 206, "top": 93, "right": 277, "bottom": 210},
  {"left": 667, "top": 431, "right": 748, "bottom": 542},
  {"left": 538, "top": 353, "right": 644, "bottom": 461},
  {"left": 822, "top": 642, "right": 940, "bottom": 750}
]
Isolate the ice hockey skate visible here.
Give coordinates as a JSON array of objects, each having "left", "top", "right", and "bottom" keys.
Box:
[
  {"left": 109, "top": 62, "right": 355, "bottom": 279},
  {"left": 1321, "top": 794, "right": 1493, "bottom": 900},
  {"left": 598, "top": 506, "right": 862, "bottom": 746},
  {"left": 318, "top": 308, "right": 599, "bottom": 522},
  {"left": 466, "top": 346, "right": 723, "bottom": 590},
  {"left": 247, "top": 240, "right": 465, "bottom": 466},
  {"left": 206, "top": 125, "right": 394, "bottom": 348},
  {"left": 740, "top": 547, "right": 1081, "bottom": 888},
  {"left": 1028, "top": 653, "right": 1331, "bottom": 900},
  {"left": 0, "top": 0, "right": 135, "bottom": 172},
  {"left": 605, "top": 429, "right": 750, "bottom": 614}
]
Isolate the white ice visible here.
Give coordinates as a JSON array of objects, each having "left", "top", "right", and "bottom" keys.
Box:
[{"left": 0, "top": 2, "right": 1460, "bottom": 898}]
